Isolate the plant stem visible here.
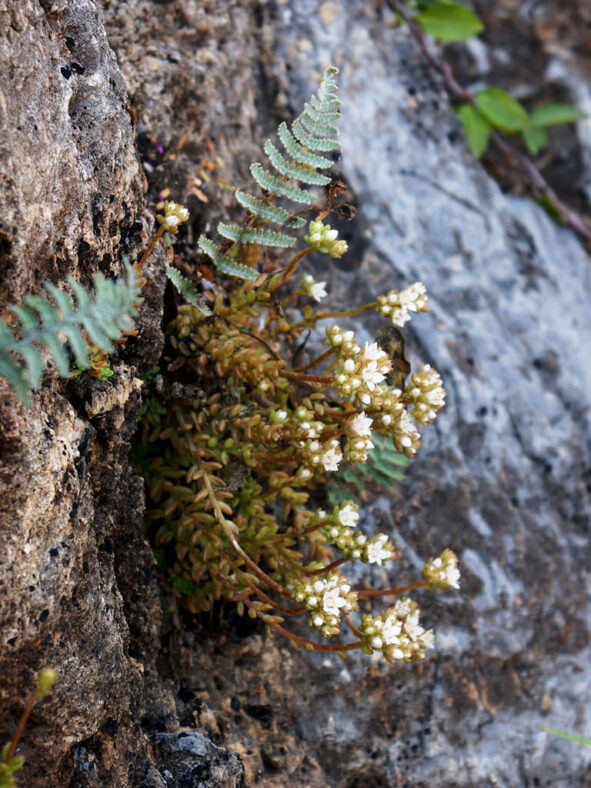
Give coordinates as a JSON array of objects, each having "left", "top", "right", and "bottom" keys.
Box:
[
  {"left": 267, "top": 619, "right": 362, "bottom": 652},
  {"left": 280, "top": 247, "right": 315, "bottom": 286},
  {"left": 5, "top": 691, "right": 40, "bottom": 761},
  {"left": 305, "top": 556, "right": 349, "bottom": 576},
  {"left": 137, "top": 225, "right": 166, "bottom": 272},
  {"left": 356, "top": 579, "right": 425, "bottom": 598},
  {"left": 292, "top": 348, "right": 335, "bottom": 372},
  {"left": 345, "top": 613, "right": 362, "bottom": 638},
  {"left": 285, "top": 301, "right": 377, "bottom": 333},
  {"left": 233, "top": 567, "right": 306, "bottom": 616},
  {"left": 281, "top": 370, "right": 334, "bottom": 384}
]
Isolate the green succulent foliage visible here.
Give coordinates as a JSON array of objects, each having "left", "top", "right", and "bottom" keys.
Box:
[
  {"left": 198, "top": 65, "right": 341, "bottom": 281},
  {"left": 165, "top": 266, "right": 212, "bottom": 315},
  {"left": 0, "top": 265, "right": 140, "bottom": 404},
  {"left": 0, "top": 744, "right": 24, "bottom": 788},
  {"left": 327, "top": 433, "right": 411, "bottom": 505}
]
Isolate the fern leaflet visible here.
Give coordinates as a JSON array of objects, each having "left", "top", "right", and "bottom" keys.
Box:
[
  {"left": 0, "top": 264, "right": 140, "bottom": 404},
  {"left": 165, "top": 267, "right": 212, "bottom": 315}
]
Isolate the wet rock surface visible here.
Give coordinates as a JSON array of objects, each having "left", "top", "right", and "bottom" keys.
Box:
[{"left": 1, "top": 0, "right": 590, "bottom": 786}]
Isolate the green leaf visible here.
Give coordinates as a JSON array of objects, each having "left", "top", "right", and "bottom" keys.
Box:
[
  {"left": 417, "top": 2, "right": 484, "bottom": 42},
  {"left": 541, "top": 727, "right": 591, "bottom": 746},
  {"left": 475, "top": 88, "right": 530, "bottom": 132},
  {"left": 455, "top": 104, "right": 491, "bottom": 157},
  {"left": 530, "top": 103, "right": 586, "bottom": 128},
  {"left": 523, "top": 125, "right": 547, "bottom": 155}
]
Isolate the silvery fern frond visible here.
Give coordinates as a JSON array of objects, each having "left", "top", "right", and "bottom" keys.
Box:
[
  {"left": 0, "top": 265, "right": 140, "bottom": 404},
  {"left": 199, "top": 65, "right": 341, "bottom": 281}
]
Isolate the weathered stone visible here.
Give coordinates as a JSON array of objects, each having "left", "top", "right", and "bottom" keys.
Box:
[{"left": 2, "top": 0, "right": 591, "bottom": 786}]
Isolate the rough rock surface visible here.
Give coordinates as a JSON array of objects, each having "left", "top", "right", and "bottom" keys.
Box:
[
  {"left": 1, "top": 0, "right": 590, "bottom": 787},
  {"left": 0, "top": 2, "right": 238, "bottom": 786}
]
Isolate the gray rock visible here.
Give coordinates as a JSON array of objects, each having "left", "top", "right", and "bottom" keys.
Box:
[
  {"left": 1, "top": 0, "right": 590, "bottom": 786},
  {"left": 156, "top": 731, "right": 245, "bottom": 788}
]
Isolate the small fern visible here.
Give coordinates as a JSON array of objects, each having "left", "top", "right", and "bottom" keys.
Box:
[
  {"left": 0, "top": 264, "right": 140, "bottom": 404},
  {"left": 199, "top": 65, "right": 341, "bottom": 280},
  {"left": 165, "top": 266, "right": 212, "bottom": 315}
]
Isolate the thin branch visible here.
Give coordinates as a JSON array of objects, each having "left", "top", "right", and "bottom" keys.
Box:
[
  {"left": 267, "top": 619, "right": 362, "bottom": 652},
  {"left": 356, "top": 579, "right": 425, "bottom": 598}
]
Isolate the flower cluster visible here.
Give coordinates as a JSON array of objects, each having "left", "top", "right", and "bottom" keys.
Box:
[
  {"left": 390, "top": 410, "right": 422, "bottom": 457},
  {"left": 344, "top": 411, "right": 374, "bottom": 463},
  {"left": 301, "top": 274, "right": 327, "bottom": 302},
  {"left": 405, "top": 364, "right": 446, "bottom": 425},
  {"left": 157, "top": 200, "right": 190, "bottom": 233},
  {"left": 333, "top": 342, "right": 392, "bottom": 408},
  {"left": 376, "top": 282, "right": 428, "bottom": 327},
  {"left": 326, "top": 324, "right": 360, "bottom": 357},
  {"left": 291, "top": 405, "right": 343, "bottom": 477},
  {"left": 321, "top": 502, "right": 399, "bottom": 565},
  {"left": 422, "top": 549, "right": 460, "bottom": 590},
  {"left": 360, "top": 598, "right": 435, "bottom": 662},
  {"left": 304, "top": 220, "right": 348, "bottom": 258},
  {"left": 292, "top": 573, "right": 358, "bottom": 637}
]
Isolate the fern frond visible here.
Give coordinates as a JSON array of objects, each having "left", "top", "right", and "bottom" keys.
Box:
[
  {"left": 165, "top": 266, "right": 212, "bottom": 315},
  {"left": 302, "top": 102, "right": 341, "bottom": 125},
  {"left": 198, "top": 236, "right": 259, "bottom": 281},
  {"left": 203, "top": 66, "right": 341, "bottom": 282},
  {"left": 235, "top": 190, "right": 307, "bottom": 229},
  {"left": 310, "top": 95, "right": 341, "bottom": 113},
  {"left": 277, "top": 123, "right": 333, "bottom": 170},
  {"left": 263, "top": 141, "right": 332, "bottom": 186},
  {"left": 0, "top": 264, "right": 140, "bottom": 404},
  {"left": 291, "top": 118, "right": 340, "bottom": 151},
  {"left": 299, "top": 112, "right": 340, "bottom": 140},
  {"left": 317, "top": 65, "right": 340, "bottom": 102},
  {"left": 217, "top": 223, "right": 296, "bottom": 249},
  {"left": 249, "top": 164, "right": 318, "bottom": 204}
]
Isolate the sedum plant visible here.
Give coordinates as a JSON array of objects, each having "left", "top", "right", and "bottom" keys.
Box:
[{"left": 139, "top": 66, "right": 460, "bottom": 662}]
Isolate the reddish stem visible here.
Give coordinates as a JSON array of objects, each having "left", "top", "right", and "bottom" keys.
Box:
[
  {"left": 356, "top": 579, "right": 425, "bottom": 598},
  {"left": 267, "top": 619, "right": 361, "bottom": 652},
  {"left": 305, "top": 556, "right": 349, "bottom": 576},
  {"left": 292, "top": 348, "right": 334, "bottom": 372}
]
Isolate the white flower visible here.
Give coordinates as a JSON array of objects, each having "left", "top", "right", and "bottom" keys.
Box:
[
  {"left": 382, "top": 616, "right": 402, "bottom": 645},
  {"left": 366, "top": 534, "right": 393, "bottom": 565},
  {"left": 301, "top": 274, "right": 327, "bottom": 302},
  {"left": 321, "top": 446, "right": 342, "bottom": 472},
  {"left": 310, "top": 281, "right": 327, "bottom": 301},
  {"left": 360, "top": 361, "right": 385, "bottom": 390},
  {"left": 322, "top": 587, "right": 348, "bottom": 616},
  {"left": 422, "top": 549, "right": 460, "bottom": 590},
  {"left": 348, "top": 411, "right": 373, "bottom": 437},
  {"left": 360, "top": 342, "right": 384, "bottom": 363},
  {"left": 165, "top": 215, "right": 180, "bottom": 228},
  {"left": 338, "top": 503, "right": 359, "bottom": 528}
]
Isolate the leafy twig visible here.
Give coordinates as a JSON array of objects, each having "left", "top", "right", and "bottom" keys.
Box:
[{"left": 384, "top": 0, "right": 591, "bottom": 246}]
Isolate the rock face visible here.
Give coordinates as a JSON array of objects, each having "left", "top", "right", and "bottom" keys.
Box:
[{"left": 1, "top": 0, "right": 590, "bottom": 787}]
